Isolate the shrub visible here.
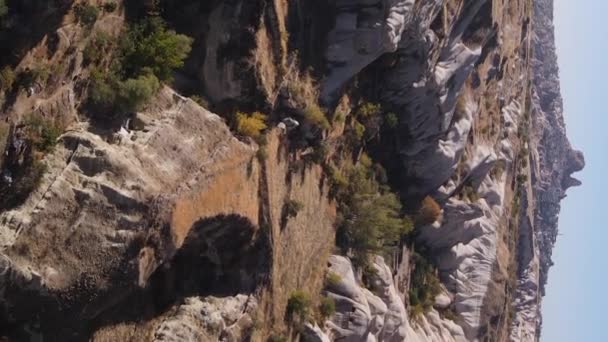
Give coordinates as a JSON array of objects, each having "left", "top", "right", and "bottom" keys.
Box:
[
  {"left": 89, "top": 68, "right": 119, "bottom": 110},
  {"left": 325, "top": 271, "right": 342, "bottom": 287},
  {"left": 75, "top": 4, "right": 99, "bottom": 28},
  {"left": 462, "top": 185, "right": 479, "bottom": 202},
  {"left": 190, "top": 95, "right": 209, "bottom": 108},
  {"left": 439, "top": 307, "right": 458, "bottom": 321},
  {"left": 89, "top": 69, "right": 160, "bottom": 114},
  {"left": 24, "top": 114, "right": 62, "bottom": 153},
  {"left": 385, "top": 112, "right": 399, "bottom": 128},
  {"left": 117, "top": 72, "right": 161, "bottom": 112},
  {"left": 490, "top": 160, "right": 506, "bottom": 179},
  {"left": 236, "top": 111, "right": 267, "bottom": 140},
  {"left": 304, "top": 103, "right": 330, "bottom": 130},
  {"left": 416, "top": 196, "right": 441, "bottom": 225},
  {"left": 19, "top": 65, "right": 50, "bottom": 89},
  {"left": 83, "top": 32, "right": 112, "bottom": 65},
  {"left": 319, "top": 296, "right": 336, "bottom": 320},
  {"left": 516, "top": 174, "right": 528, "bottom": 184},
  {"left": 286, "top": 290, "right": 311, "bottom": 321},
  {"left": 353, "top": 121, "right": 365, "bottom": 141},
  {"left": 256, "top": 147, "right": 268, "bottom": 162},
  {"left": 267, "top": 334, "right": 287, "bottom": 342},
  {"left": 328, "top": 164, "right": 348, "bottom": 197},
  {"left": 0, "top": 114, "right": 63, "bottom": 210},
  {"left": 357, "top": 102, "right": 381, "bottom": 118},
  {"left": 0, "top": 66, "right": 15, "bottom": 91},
  {"left": 409, "top": 252, "right": 442, "bottom": 316},
  {"left": 103, "top": 2, "right": 117, "bottom": 12},
  {"left": 311, "top": 143, "right": 328, "bottom": 163},
  {"left": 284, "top": 199, "right": 304, "bottom": 218}
]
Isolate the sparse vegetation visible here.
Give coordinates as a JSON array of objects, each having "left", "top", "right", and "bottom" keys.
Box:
[
  {"left": 0, "top": 66, "right": 15, "bottom": 91},
  {"left": 103, "top": 2, "right": 118, "bottom": 13},
  {"left": 283, "top": 66, "right": 329, "bottom": 130},
  {"left": 267, "top": 334, "right": 288, "bottom": 342},
  {"left": 353, "top": 121, "right": 365, "bottom": 141},
  {"left": 75, "top": 3, "right": 99, "bottom": 28},
  {"left": 286, "top": 290, "right": 311, "bottom": 322},
  {"left": 256, "top": 146, "right": 268, "bottom": 162},
  {"left": 462, "top": 184, "right": 479, "bottom": 202},
  {"left": 83, "top": 31, "right": 112, "bottom": 65},
  {"left": 356, "top": 102, "right": 381, "bottom": 118},
  {"left": 490, "top": 160, "right": 506, "bottom": 179},
  {"left": 409, "top": 252, "right": 442, "bottom": 317},
  {"left": 319, "top": 296, "right": 336, "bottom": 320},
  {"left": 304, "top": 103, "right": 330, "bottom": 130},
  {"left": 0, "top": 114, "right": 63, "bottom": 210},
  {"left": 23, "top": 113, "right": 62, "bottom": 153},
  {"left": 516, "top": 174, "right": 528, "bottom": 185},
  {"left": 385, "top": 112, "right": 399, "bottom": 129},
  {"left": 19, "top": 65, "right": 50, "bottom": 89},
  {"left": 190, "top": 95, "right": 209, "bottom": 108},
  {"left": 284, "top": 199, "right": 304, "bottom": 218}
]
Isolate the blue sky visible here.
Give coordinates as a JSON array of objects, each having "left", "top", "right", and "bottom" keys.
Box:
[{"left": 542, "top": 0, "right": 608, "bottom": 341}]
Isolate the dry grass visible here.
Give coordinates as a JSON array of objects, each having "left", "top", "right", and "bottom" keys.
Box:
[
  {"left": 254, "top": 21, "right": 279, "bottom": 102},
  {"left": 251, "top": 130, "right": 336, "bottom": 339}
]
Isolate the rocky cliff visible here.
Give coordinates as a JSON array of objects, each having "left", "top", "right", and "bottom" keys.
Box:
[{"left": 0, "top": 0, "right": 580, "bottom": 341}]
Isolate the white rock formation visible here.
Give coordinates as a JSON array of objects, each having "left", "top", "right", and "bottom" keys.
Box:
[
  {"left": 321, "top": 0, "right": 415, "bottom": 101},
  {"left": 154, "top": 295, "right": 257, "bottom": 342},
  {"left": 324, "top": 255, "right": 465, "bottom": 342},
  {"left": 417, "top": 99, "right": 523, "bottom": 339}
]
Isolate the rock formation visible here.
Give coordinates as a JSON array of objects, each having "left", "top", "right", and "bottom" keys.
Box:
[{"left": 0, "top": 0, "right": 581, "bottom": 341}]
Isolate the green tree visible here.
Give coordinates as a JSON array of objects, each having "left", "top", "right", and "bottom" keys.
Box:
[
  {"left": 121, "top": 17, "right": 193, "bottom": 80},
  {"left": 336, "top": 163, "right": 413, "bottom": 266}
]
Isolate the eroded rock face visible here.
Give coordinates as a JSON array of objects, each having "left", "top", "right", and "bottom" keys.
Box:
[
  {"left": 154, "top": 295, "right": 258, "bottom": 342},
  {"left": 323, "top": 255, "right": 465, "bottom": 342},
  {"left": 0, "top": 87, "right": 264, "bottom": 337},
  {"left": 321, "top": 0, "right": 416, "bottom": 101}
]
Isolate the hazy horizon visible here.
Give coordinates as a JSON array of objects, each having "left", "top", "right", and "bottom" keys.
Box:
[{"left": 542, "top": 0, "right": 608, "bottom": 341}]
